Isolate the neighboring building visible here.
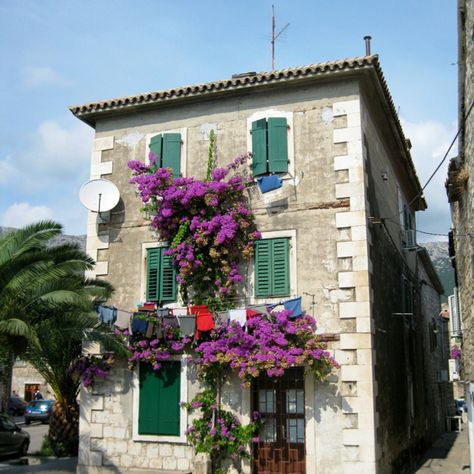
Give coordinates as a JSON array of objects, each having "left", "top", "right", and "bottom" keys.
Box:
[
  {"left": 446, "top": 0, "right": 474, "bottom": 466},
  {"left": 11, "top": 360, "right": 51, "bottom": 402},
  {"left": 71, "top": 53, "right": 449, "bottom": 473}
]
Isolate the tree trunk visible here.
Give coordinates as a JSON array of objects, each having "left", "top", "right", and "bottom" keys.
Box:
[
  {"left": 0, "top": 353, "right": 13, "bottom": 413},
  {"left": 48, "top": 401, "right": 79, "bottom": 456}
]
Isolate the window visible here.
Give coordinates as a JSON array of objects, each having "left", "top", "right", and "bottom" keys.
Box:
[
  {"left": 148, "top": 132, "right": 182, "bottom": 177},
  {"left": 255, "top": 238, "right": 290, "bottom": 297},
  {"left": 251, "top": 118, "right": 289, "bottom": 176},
  {"left": 146, "top": 247, "right": 177, "bottom": 303},
  {"left": 403, "top": 205, "right": 416, "bottom": 248},
  {"left": 138, "top": 361, "right": 181, "bottom": 436}
]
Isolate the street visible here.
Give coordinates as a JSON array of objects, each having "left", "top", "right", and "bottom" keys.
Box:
[{"left": 21, "top": 421, "right": 48, "bottom": 455}]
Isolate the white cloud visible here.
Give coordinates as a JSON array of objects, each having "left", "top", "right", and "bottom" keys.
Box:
[
  {"left": 22, "top": 66, "right": 72, "bottom": 88},
  {"left": 401, "top": 118, "right": 457, "bottom": 241},
  {"left": 0, "top": 120, "right": 93, "bottom": 191},
  {"left": 1, "top": 203, "right": 54, "bottom": 228}
]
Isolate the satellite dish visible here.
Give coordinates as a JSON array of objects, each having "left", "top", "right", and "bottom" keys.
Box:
[{"left": 79, "top": 179, "right": 120, "bottom": 213}]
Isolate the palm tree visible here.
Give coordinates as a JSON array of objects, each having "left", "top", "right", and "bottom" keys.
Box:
[
  {"left": 0, "top": 221, "right": 107, "bottom": 411},
  {"left": 23, "top": 295, "right": 125, "bottom": 456}
]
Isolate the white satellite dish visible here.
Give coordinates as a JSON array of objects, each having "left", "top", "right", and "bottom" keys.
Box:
[{"left": 79, "top": 179, "right": 120, "bottom": 213}]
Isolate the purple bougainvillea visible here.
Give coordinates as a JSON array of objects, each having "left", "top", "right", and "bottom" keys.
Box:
[
  {"left": 68, "top": 353, "right": 115, "bottom": 388},
  {"left": 128, "top": 153, "right": 259, "bottom": 309}
]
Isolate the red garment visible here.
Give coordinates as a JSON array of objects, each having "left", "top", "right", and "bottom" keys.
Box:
[
  {"left": 246, "top": 309, "right": 260, "bottom": 320},
  {"left": 190, "top": 305, "right": 215, "bottom": 339}
]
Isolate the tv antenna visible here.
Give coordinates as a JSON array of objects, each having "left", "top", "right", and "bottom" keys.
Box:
[{"left": 271, "top": 4, "right": 290, "bottom": 70}]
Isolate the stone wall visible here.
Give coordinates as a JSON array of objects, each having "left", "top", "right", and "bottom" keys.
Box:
[{"left": 454, "top": 0, "right": 474, "bottom": 382}]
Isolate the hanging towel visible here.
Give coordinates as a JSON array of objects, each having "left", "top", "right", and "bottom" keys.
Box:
[
  {"left": 97, "top": 306, "right": 117, "bottom": 325},
  {"left": 283, "top": 297, "right": 303, "bottom": 318},
  {"left": 177, "top": 316, "right": 196, "bottom": 337},
  {"left": 246, "top": 309, "right": 261, "bottom": 320},
  {"left": 217, "top": 311, "right": 230, "bottom": 325},
  {"left": 131, "top": 313, "right": 148, "bottom": 335},
  {"left": 257, "top": 175, "right": 283, "bottom": 193},
  {"left": 115, "top": 310, "right": 132, "bottom": 330},
  {"left": 229, "top": 309, "right": 247, "bottom": 327}
]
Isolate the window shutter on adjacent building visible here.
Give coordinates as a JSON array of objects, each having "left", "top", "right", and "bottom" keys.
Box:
[
  {"left": 149, "top": 133, "right": 181, "bottom": 176},
  {"left": 146, "top": 248, "right": 177, "bottom": 303},
  {"left": 252, "top": 119, "right": 268, "bottom": 176},
  {"left": 255, "top": 238, "right": 290, "bottom": 297},
  {"left": 267, "top": 117, "right": 288, "bottom": 173},
  {"left": 162, "top": 133, "right": 182, "bottom": 177},
  {"left": 138, "top": 361, "right": 181, "bottom": 436}
]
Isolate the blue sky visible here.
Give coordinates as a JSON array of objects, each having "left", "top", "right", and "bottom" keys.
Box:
[{"left": 0, "top": 0, "right": 457, "bottom": 241}]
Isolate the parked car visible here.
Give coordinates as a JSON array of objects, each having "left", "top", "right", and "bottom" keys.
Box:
[
  {"left": 0, "top": 414, "right": 29, "bottom": 457},
  {"left": 24, "top": 400, "right": 54, "bottom": 424},
  {"left": 7, "top": 397, "right": 27, "bottom": 416},
  {"left": 455, "top": 398, "right": 467, "bottom": 416}
]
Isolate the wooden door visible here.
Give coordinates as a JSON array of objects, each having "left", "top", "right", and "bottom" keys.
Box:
[
  {"left": 252, "top": 367, "right": 305, "bottom": 474},
  {"left": 24, "top": 384, "right": 39, "bottom": 402}
]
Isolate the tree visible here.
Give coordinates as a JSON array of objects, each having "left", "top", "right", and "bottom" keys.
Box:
[{"left": 0, "top": 221, "right": 107, "bottom": 411}]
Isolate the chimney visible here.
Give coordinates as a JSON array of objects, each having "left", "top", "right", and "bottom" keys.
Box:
[{"left": 364, "top": 35, "right": 372, "bottom": 56}]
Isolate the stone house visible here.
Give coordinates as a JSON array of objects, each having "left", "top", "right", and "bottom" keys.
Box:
[
  {"left": 446, "top": 0, "right": 474, "bottom": 466},
  {"left": 71, "top": 54, "right": 449, "bottom": 473}
]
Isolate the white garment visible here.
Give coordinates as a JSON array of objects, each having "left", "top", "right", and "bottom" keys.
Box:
[
  {"left": 115, "top": 310, "right": 132, "bottom": 329},
  {"left": 228, "top": 309, "right": 246, "bottom": 327}
]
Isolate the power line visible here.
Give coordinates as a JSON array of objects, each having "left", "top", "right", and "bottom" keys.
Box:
[
  {"left": 384, "top": 100, "right": 474, "bottom": 220},
  {"left": 383, "top": 216, "right": 473, "bottom": 238}
]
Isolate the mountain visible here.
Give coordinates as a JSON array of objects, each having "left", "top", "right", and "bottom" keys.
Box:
[
  {"left": 0, "top": 226, "right": 86, "bottom": 252},
  {"left": 422, "top": 241, "right": 455, "bottom": 303}
]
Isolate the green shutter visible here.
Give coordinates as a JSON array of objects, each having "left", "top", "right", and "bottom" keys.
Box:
[
  {"left": 162, "top": 133, "right": 182, "bottom": 177},
  {"left": 160, "top": 251, "right": 177, "bottom": 302},
  {"left": 138, "top": 362, "right": 160, "bottom": 434},
  {"left": 255, "top": 238, "right": 290, "bottom": 297},
  {"left": 146, "top": 248, "right": 161, "bottom": 302},
  {"left": 272, "top": 238, "right": 290, "bottom": 296},
  {"left": 149, "top": 134, "right": 163, "bottom": 167},
  {"left": 138, "top": 361, "right": 181, "bottom": 436},
  {"left": 255, "top": 240, "right": 272, "bottom": 297},
  {"left": 156, "top": 361, "right": 181, "bottom": 435},
  {"left": 268, "top": 117, "right": 288, "bottom": 173},
  {"left": 251, "top": 119, "right": 268, "bottom": 176}
]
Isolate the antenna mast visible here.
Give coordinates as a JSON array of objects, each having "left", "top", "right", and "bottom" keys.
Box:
[{"left": 271, "top": 5, "right": 289, "bottom": 70}]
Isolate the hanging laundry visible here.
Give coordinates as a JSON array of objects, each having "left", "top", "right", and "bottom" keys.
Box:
[
  {"left": 177, "top": 316, "right": 196, "bottom": 337},
  {"left": 246, "top": 308, "right": 261, "bottom": 320},
  {"left": 115, "top": 310, "right": 132, "bottom": 330},
  {"left": 97, "top": 306, "right": 117, "bottom": 325},
  {"left": 229, "top": 309, "right": 247, "bottom": 327},
  {"left": 131, "top": 313, "right": 148, "bottom": 335},
  {"left": 257, "top": 175, "right": 283, "bottom": 193},
  {"left": 283, "top": 297, "right": 303, "bottom": 318},
  {"left": 191, "top": 305, "right": 215, "bottom": 339}
]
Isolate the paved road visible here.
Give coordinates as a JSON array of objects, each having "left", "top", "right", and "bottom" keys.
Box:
[{"left": 23, "top": 422, "right": 48, "bottom": 455}]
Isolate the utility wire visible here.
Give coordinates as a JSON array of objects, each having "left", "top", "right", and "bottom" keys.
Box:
[
  {"left": 383, "top": 100, "right": 474, "bottom": 221},
  {"left": 384, "top": 216, "right": 473, "bottom": 238}
]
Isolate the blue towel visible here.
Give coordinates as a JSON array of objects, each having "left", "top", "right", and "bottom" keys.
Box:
[
  {"left": 257, "top": 175, "right": 283, "bottom": 193},
  {"left": 283, "top": 297, "right": 303, "bottom": 318},
  {"left": 131, "top": 314, "right": 148, "bottom": 335},
  {"left": 97, "top": 306, "right": 117, "bottom": 325}
]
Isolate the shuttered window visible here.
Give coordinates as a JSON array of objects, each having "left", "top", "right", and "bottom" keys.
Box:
[
  {"left": 138, "top": 361, "right": 181, "bottom": 436},
  {"left": 149, "top": 133, "right": 182, "bottom": 177},
  {"left": 255, "top": 238, "right": 290, "bottom": 297},
  {"left": 146, "top": 248, "right": 177, "bottom": 303},
  {"left": 251, "top": 117, "right": 288, "bottom": 176}
]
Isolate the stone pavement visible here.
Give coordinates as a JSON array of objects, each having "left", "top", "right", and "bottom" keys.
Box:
[{"left": 413, "top": 425, "right": 470, "bottom": 473}]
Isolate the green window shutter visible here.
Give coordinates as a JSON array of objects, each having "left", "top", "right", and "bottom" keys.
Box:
[
  {"left": 272, "top": 238, "right": 290, "bottom": 296},
  {"left": 255, "top": 238, "right": 290, "bottom": 297},
  {"left": 138, "top": 363, "right": 160, "bottom": 434},
  {"left": 138, "top": 361, "right": 181, "bottom": 436},
  {"left": 255, "top": 240, "right": 271, "bottom": 297},
  {"left": 251, "top": 119, "right": 268, "bottom": 176},
  {"left": 149, "top": 134, "right": 163, "bottom": 167},
  {"left": 159, "top": 251, "right": 177, "bottom": 302},
  {"left": 267, "top": 117, "right": 288, "bottom": 173},
  {"left": 156, "top": 361, "right": 181, "bottom": 435},
  {"left": 162, "top": 133, "right": 182, "bottom": 177},
  {"left": 146, "top": 248, "right": 161, "bottom": 302}
]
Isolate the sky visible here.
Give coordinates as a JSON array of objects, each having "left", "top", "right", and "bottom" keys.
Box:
[{"left": 0, "top": 0, "right": 458, "bottom": 241}]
